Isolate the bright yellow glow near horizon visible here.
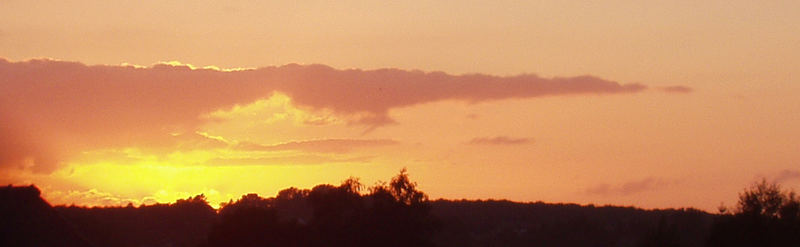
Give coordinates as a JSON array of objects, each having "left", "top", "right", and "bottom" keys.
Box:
[{"left": 37, "top": 162, "right": 396, "bottom": 208}]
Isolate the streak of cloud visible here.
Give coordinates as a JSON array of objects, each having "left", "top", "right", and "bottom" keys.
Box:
[
  {"left": 661, "top": 86, "right": 693, "bottom": 93},
  {"left": 586, "top": 177, "right": 670, "bottom": 196},
  {"left": 237, "top": 139, "right": 399, "bottom": 153},
  {"left": 42, "top": 188, "right": 154, "bottom": 207},
  {"left": 467, "top": 136, "right": 533, "bottom": 145},
  {"left": 206, "top": 155, "right": 375, "bottom": 166},
  {"left": 775, "top": 169, "right": 800, "bottom": 183}
]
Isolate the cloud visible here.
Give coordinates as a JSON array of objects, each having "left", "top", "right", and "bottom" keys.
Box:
[
  {"left": 156, "top": 132, "right": 232, "bottom": 152},
  {"left": 467, "top": 136, "right": 533, "bottom": 145},
  {"left": 42, "top": 188, "right": 155, "bottom": 207},
  {"left": 0, "top": 119, "right": 57, "bottom": 173},
  {"left": 0, "top": 58, "right": 646, "bottom": 172},
  {"left": 269, "top": 65, "right": 646, "bottom": 119},
  {"left": 206, "top": 155, "right": 374, "bottom": 166},
  {"left": 775, "top": 169, "right": 800, "bottom": 183},
  {"left": 237, "top": 139, "right": 398, "bottom": 153},
  {"left": 661, "top": 86, "right": 693, "bottom": 93},
  {"left": 586, "top": 177, "right": 669, "bottom": 196}
]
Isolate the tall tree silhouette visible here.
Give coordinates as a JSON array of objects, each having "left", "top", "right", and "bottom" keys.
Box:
[{"left": 364, "top": 168, "right": 438, "bottom": 247}]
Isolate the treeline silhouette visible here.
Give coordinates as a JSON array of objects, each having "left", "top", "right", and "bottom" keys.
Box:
[
  {"left": 202, "top": 169, "right": 437, "bottom": 247},
  {"left": 2, "top": 171, "right": 799, "bottom": 247},
  {"left": 431, "top": 200, "right": 711, "bottom": 247},
  {"left": 57, "top": 195, "right": 216, "bottom": 247},
  {"left": 56, "top": 169, "right": 436, "bottom": 247}
]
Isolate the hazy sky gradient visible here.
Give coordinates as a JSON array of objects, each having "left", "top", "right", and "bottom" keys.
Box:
[{"left": 1, "top": 1, "right": 798, "bottom": 210}]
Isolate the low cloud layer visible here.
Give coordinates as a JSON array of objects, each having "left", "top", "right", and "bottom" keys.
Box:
[
  {"left": 43, "top": 188, "right": 154, "bottom": 207},
  {"left": 661, "top": 86, "right": 693, "bottom": 93},
  {"left": 1, "top": 58, "right": 650, "bottom": 172},
  {"left": 775, "top": 169, "right": 800, "bottom": 183},
  {"left": 207, "top": 155, "right": 375, "bottom": 166},
  {"left": 237, "top": 139, "right": 399, "bottom": 153},
  {"left": 467, "top": 136, "right": 533, "bottom": 145},
  {"left": 586, "top": 177, "right": 669, "bottom": 196}
]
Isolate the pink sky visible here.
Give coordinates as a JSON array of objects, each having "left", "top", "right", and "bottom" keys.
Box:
[{"left": 1, "top": 1, "right": 798, "bottom": 210}]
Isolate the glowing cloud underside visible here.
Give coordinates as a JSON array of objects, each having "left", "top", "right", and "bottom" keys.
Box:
[{"left": 0, "top": 58, "right": 650, "bottom": 173}]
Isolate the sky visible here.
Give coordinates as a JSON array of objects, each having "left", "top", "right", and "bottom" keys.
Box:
[{"left": 1, "top": 1, "right": 798, "bottom": 211}]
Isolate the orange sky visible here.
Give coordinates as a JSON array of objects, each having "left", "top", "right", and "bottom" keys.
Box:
[{"left": 1, "top": 1, "right": 798, "bottom": 211}]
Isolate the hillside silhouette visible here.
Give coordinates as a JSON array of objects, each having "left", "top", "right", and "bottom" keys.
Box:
[{"left": 3, "top": 171, "right": 798, "bottom": 247}]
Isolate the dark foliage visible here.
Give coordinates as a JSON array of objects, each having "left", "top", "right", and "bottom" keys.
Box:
[
  {"left": 430, "top": 199, "right": 712, "bottom": 247},
  {"left": 11, "top": 173, "right": 800, "bottom": 247},
  {"left": 0, "top": 185, "right": 92, "bottom": 247},
  {"left": 205, "top": 169, "right": 438, "bottom": 247},
  {"left": 56, "top": 194, "right": 216, "bottom": 247},
  {"left": 707, "top": 179, "right": 800, "bottom": 247},
  {"left": 205, "top": 193, "right": 304, "bottom": 247}
]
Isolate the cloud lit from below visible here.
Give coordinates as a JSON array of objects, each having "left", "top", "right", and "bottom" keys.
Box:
[{"left": 0, "top": 58, "right": 651, "bottom": 172}]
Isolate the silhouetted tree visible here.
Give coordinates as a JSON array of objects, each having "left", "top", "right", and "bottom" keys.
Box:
[
  {"left": 388, "top": 168, "right": 427, "bottom": 205},
  {"left": 57, "top": 194, "right": 216, "bottom": 247},
  {"left": 708, "top": 179, "right": 800, "bottom": 246},
  {"left": 274, "top": 187, "right": 312, "bottom": 224},
  {"left": 203, "top": 169, "right": 438, "bottom": 247},
  {"left": 738, "top": 179, "right": 785, "bottom": 218},
  {"left": 779, "top": 192, "right": 800, "bottom": 222},
  {"left": 306, "top": 182, "right": 365, "bottom": 247},
  {"left": 207, "top": 193, "right": 305, "bottom": 247},
  {"left": 363, "top": 168, "right": 438, "bottom": 247}
]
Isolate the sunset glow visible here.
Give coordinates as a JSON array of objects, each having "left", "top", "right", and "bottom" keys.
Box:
[{"left": 1, "top": 1, "right": 799, "bottom": 212}]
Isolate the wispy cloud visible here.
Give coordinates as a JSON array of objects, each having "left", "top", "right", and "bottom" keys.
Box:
[
  {"left": 236, "top": 139, "right": 399, "bottom": 153},
  {"left": 661, "top": 85, "right": 693, "bottom": 93},
  {"left": 586, "top": 177, "right": 670, "bottom": 196},
  {"left": 775, "top": 169, "right": 800, "bottom": 183},
  {"left": 206, "top": 155, "right": 375, "bottom": 166},
  {"left": 468, "top": 136, "right": 533, "bottom": 145},
  {"left": 42, "top": 188, "right": 155, "bottom": 207}
]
